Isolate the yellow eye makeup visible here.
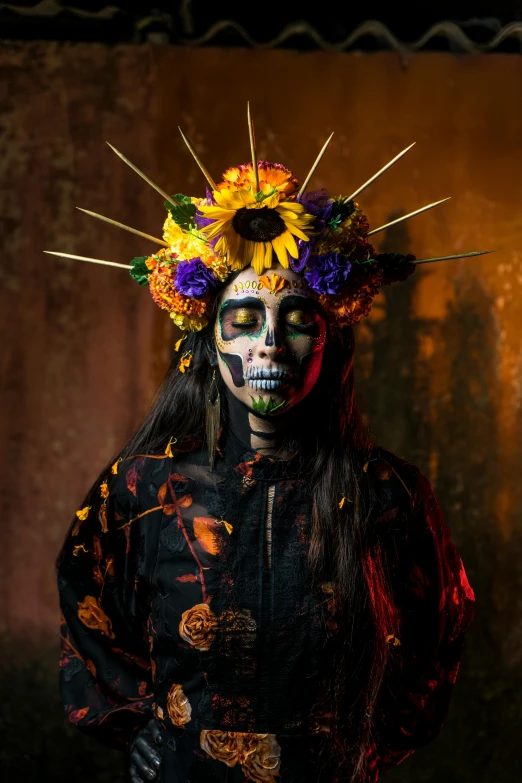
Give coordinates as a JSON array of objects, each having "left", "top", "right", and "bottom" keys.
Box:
[
  {"left": 285, "top": 309, "right": 310, "bottom": 326},
  {"left": 232, "top": 308, "right": 258, "bottom": 325}
]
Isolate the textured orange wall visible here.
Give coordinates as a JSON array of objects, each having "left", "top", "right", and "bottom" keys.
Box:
[{"left": 1, "top": 42, "right": 521, "bottom": 780}]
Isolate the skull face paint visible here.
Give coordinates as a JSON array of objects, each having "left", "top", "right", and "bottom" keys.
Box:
[{"left": 215, "top": 264, "right": 327, "bottom": 415}]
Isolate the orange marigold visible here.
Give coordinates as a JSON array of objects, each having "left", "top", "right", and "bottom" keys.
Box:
[
  {"left": 148, "top": 265, "right": 208, "bottom": 319},
  {"left": 216, "top": 161, "right": 298, "bottom": 198}
]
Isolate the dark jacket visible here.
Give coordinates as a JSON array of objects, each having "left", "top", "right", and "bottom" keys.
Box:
[{"left": 57, "top": 438, "right": 475, "bottom": 782}]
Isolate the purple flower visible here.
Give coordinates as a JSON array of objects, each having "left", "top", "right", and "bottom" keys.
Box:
[
  {"left": 194, "top": 209, "right": 214, "bottom": 232},
  {"left": 289, "top": 239, "right": 312, "bottom": 273},
  {"left": 304, "top": 252, "right": 352, "bottom": 295},
  {"left": 300, "top": 189, "right": 333, "bottom": 223},
  {"left": 174, "top": 258, "right": 217, "bottom": 298}
]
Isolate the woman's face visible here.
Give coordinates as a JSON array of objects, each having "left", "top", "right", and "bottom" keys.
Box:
[{"left": 214, "top": 264, "right": 327, "bottom": 415}]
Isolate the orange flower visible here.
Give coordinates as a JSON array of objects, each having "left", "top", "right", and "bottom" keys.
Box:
[
  {"left": 385, "top": 634, "right": 401, "bottom": 647},
  {"left": 166, "top": 683, "right": 192, "bottom": 726},
  {"left": 216, "top": 162, "right": 298, "bottom": 199},
  {"left": 77, "top": 595, "right": 115, "bottom": 638},
  {"left": 178, "top": 352, "right": 192, "bottom": 373},
  {"left": 200, "top": 731, "right": 281, "bottom": 781},
  {"left": 76, "top": 506, "right": 91, "bottom": 521},
  {"left": 99, "top": 482, "right": 109, "bottom": 499},
  {"left": 179, "top": 603, "right": 217, "bottom": 651},
  {"left": 200, "top": 730, "right": 240, "bottom": 767},
  {"left": 242, "top": 734, "right": 281, "bottom": 782},
  {"left": 258, "top": 273, "right": 286, "bottom": 295},
  {"left": 147, "top": 264, "right": 209, "bottom": 332}
]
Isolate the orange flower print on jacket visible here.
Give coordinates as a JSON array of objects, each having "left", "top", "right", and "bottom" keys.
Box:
[
  {"left": 200, "top": 731, "right": 281, "bottom": 781},
  {"left": 179, "top": 602, "right": 217, "bottom": 651},
  {"left": 166, "top": 683, "right": 192, "bottom": 726},
  {"left": 242, "top": 734, "right": 282, "bottom": 782},
  {"left": 77, "top": 595, "right": 115, "bottom": 639}
]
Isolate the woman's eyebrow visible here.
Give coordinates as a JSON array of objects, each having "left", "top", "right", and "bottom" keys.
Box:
[{"left": 219, "top": 296, "right": 265, "bottom": 314}]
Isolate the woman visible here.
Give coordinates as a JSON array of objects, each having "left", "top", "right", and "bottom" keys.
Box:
[{"left": 55, "top": 128, "right": 476, "bottom": 783}]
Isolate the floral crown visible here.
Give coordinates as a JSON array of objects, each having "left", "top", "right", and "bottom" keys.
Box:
[{"left": 46, "top": 106, "right": 490, "bottom": 332}]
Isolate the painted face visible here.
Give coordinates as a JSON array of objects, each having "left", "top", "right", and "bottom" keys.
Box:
[{"left": 214, "top": 264, "right": 327, "bottom": 416}]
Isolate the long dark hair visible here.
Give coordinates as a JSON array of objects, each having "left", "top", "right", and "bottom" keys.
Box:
[{"left": 120, "top": 309, "right": 397, "bottom": 781}]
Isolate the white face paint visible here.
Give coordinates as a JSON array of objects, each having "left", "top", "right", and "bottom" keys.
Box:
[{"left": 214, "top": 264, "right": 327, "bottom": 416}]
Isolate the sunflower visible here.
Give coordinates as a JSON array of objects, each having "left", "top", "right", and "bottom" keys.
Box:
[{"left": 198, "top": 179, "right": 315, "bottom": 275}]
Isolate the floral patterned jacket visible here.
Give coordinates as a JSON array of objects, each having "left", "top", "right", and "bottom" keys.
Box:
[{"left": 57, "top": 439, "right": 475, "bottom": 782}]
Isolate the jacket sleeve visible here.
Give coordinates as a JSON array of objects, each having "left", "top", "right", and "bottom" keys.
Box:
[
  {"left": 376, "top": 468, "right": 475, "bottom": 772},
  {"left": 57, "top": 463, "right": 154, "bottom": 750}
]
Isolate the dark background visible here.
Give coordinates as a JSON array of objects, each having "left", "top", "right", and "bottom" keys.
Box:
[{"left": 1, "top": 3, "right": 522, "bottom": 781}]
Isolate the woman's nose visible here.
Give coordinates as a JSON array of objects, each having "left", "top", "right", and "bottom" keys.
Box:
[{"left": 256, "top": 322, "right": 286, "bottom": 360}]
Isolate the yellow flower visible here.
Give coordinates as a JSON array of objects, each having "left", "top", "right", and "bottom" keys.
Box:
[
  {"left": 76, "top": 506, "right": 91, "bottom": 521},
  {"left": 170, "top": 311, "right": 209, "bottom": 332},
  {"left": 198, "top": 186, "right": 315, "bottom": 275},
  {"left": 163, "top": 214, "right": 216, "bottom": 264},
  {"left": 99, "top": 482, "right": 109, "bottom": 499}
]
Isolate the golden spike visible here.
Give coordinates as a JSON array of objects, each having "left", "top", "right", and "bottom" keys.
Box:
[
  {"left": 247, "top": 101, "right": 259, "bottom": 192},
  {"left": 43, "top": 251, "right": 131, "bottom": 270},
  {"left": 346, "top": 142, "right": 416, "bottom": 203},
  {"left": 76, "top": 207, "right": 168, "bottom": 247},
  {"left": 367, "top": 197, "right": 451, "bottom": 237},
  {"left": 298, "top": 132, "right": 335, "bottom": 200},
  {"left": 178, "top": 127, "right": 217, "bottom": 192},
  {"left": 413, "top": 250, "right": 493, "bottom": 265},
  {"left": 106, "top": 142, "right": 173, "bottom": 203}
]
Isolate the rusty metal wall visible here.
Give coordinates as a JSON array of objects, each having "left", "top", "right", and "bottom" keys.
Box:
[{"left": 0, "top": 42, "right": 521, "bottom": 781}]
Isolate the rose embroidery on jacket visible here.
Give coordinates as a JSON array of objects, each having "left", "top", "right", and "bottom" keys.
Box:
[
  {"left": 179, "top": 602, "right": 217, "bottom": 651},
  {"left": 200, "top": 730, "right": 281, "bottom": 782},
  {"left": 167, "top": 683, "right": 192, "bottom": 726}
]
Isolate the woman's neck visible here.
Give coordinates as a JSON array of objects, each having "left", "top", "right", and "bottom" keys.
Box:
[{"left": 223, "top": 388, "right": 291, "bottom": 457}]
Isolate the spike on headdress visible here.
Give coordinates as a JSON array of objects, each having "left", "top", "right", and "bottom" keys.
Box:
[
  {"left": 346, "top": 142, "right": 416, "bottom": 203},
  {"left": 106, "top": 142, "right": 173, "bottom": 204},
  {"left": 368, "top": 198, "right": 451, "bottom": 237},
  {"left": 44, "top": 251, "right": 130, "bottom": 270},
  {"left": 413, "top": 250, "right": 493, "bottom": 265},
  {"left": 76, "top": 207, "right": 168, "bottom": 247},
  {"left": 247, "top": 101, "right": 260, "bottom": 192},
  {"left": 298, "top": 132, "right": 335, "bottom": 200},
  {"left": 178, "top": 128, "right": 217, "bottom": 192}
]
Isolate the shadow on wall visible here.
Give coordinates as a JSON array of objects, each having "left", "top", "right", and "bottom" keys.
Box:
[
  {"left": 0, "top": 639, "right": 127, "bottom": 781},
  {"left": 354, "top": 224, "right": 522, "bottom": 782}
]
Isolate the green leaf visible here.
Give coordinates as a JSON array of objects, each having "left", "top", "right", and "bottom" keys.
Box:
[
  {"left": 326, "top": 197, "right": 354, "bottom": 232},
  {"left": 253, "top": 186, "right": 277, "bottom": 203},
  {"left": 250, "top": 395, "right": 287, "bottom": 416},
  {"left": 129, "top": 256, "right": 150, "bottom": 286},
  {"left": 164, "top": 193, "right": 196, "bottom": 231}
]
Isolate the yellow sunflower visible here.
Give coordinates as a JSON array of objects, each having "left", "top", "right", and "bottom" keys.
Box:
[{"left": 198, "top": 185, "right": 315, "bottom": 275}]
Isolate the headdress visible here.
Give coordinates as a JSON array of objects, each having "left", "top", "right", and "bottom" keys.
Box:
[{"left": 45, "top": 104, "right": 491, "bottom": 332}]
